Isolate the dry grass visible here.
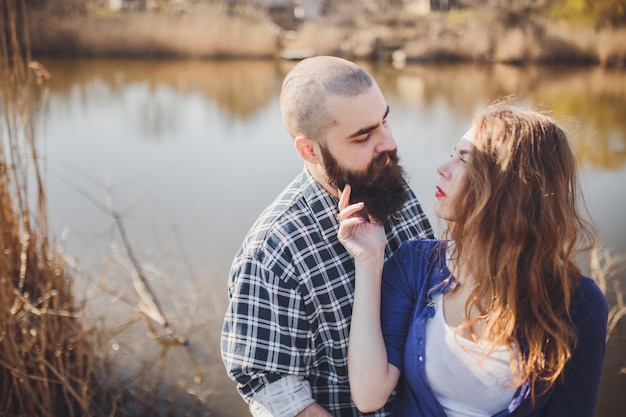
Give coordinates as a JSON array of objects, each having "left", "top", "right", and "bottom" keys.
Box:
[
  {"left": 0, "top": 3, "right": 201, "bottom": 416},
  {"left": 28, "top": 3, "right": 278, "bottom": 59},
  {"left": 0, "top": 1, "right": 107, "bottom": 415},
  {"left": 590, "top": 246, "right": 626, "bottom": 339}
]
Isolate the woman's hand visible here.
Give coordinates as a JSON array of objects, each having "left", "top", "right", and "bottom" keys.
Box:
[
  {"left": 336, "top": 185, "right": 387, "bottom": 262},
  {"left": 337, "top": 185, "right": 401, "bottom": 412}
]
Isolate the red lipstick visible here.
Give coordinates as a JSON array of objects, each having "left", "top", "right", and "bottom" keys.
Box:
[{"left": 435, "top": 186, "right": 446, "bottom": 198}]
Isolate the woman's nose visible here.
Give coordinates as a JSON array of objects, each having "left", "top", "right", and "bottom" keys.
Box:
[{"left": 436, "top": 161, "right": 449, "bottom": 178}]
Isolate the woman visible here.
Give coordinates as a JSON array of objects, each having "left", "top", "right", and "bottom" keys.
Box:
[{"left": 337, "top": 103, "right": 608, "bottom": 417}]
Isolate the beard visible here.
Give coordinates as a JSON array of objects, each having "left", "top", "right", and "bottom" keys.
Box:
[{"left": 320, "top": 145, "right": 409, "bottom": 222}]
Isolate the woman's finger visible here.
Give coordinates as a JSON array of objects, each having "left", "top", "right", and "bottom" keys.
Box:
[
  {"left": 338, "top": 216, "right": 366, "bottom": 229},
  {"left": 338, "top": 202, "right": 364, "bottom": 221},
  {"left": 338, "top": 184, "right": 351, "bottom": 211}
]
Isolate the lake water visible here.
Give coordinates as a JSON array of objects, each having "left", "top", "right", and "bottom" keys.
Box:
[{"left": 28, "top": 58, "right": 626, "bottom": 416}]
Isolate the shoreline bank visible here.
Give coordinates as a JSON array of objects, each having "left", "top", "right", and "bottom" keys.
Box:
[{"left": 27, "top": 4, "right": 626, "bottom": 67}]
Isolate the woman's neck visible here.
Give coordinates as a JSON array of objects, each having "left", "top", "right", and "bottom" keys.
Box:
[{"left": 443, "top": 256, "right": 486, "bottom": 341}]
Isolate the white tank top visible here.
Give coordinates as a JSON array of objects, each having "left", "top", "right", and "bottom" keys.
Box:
[{"left": 424, "top": 294, "right": 516, "bottom": 417}]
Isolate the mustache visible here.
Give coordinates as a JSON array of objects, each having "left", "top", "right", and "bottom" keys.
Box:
[
  {"left": 373, "top": 149, "right": 399, "bottom": 171},
  {"left": 344, "top": 150, "right": 400, "bottom": 189},
  {"left": 356, "top": 149, "right": 403, "bottom": 191}
]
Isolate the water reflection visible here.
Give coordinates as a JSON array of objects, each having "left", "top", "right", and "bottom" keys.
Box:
[
  {"left": 43, "top": 59, "right": 280, "bottom": 120},
  {"left": 374, "top": 63, "right": 626, "bottom": 171},
  {"left": 24, "top": 59, "right": 626, "bottom": 416},
  {"left": 40, "top": 59, "right": 626, "bottom": 171}
]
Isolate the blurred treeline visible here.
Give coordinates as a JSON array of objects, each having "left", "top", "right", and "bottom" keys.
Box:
[
  {"left": 546, "top": 0, "right": 626, "bottom": 27},
  {"left": 23, "top": 0, "right": 626, "bottom": 28}
]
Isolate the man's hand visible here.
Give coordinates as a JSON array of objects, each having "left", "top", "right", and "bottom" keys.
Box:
[{"left": 295, "top": 402, "right": 334, "bottom": 417}]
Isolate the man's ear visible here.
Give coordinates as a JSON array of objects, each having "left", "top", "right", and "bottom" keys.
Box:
[{"left": 294, "top": 136, "right": 321, "bottom": 164}]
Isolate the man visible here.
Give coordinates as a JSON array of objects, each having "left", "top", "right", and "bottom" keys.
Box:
[{"left": 221, "top": 56, "right": 433, "bottom": 417}]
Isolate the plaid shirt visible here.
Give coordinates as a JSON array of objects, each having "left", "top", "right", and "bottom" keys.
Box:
[{"left": 221, "top": 166, "right": 433, "bottom": 416}]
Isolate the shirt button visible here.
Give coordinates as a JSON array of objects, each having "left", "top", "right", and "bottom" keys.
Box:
[{"left": 418, "top": 356, "right": 423, "bottom": 362}]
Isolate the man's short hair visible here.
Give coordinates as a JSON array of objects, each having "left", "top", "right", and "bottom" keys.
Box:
[{"left": 279, "top": 56, "right": 374, "bottom": 142}]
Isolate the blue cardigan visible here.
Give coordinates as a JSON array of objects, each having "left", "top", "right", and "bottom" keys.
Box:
[{"left": 381, "top": 239, "right": 608, "bottom": 417}]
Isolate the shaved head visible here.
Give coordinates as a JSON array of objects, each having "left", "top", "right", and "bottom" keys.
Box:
[{"left": 279, "top": 56, "right": 374, "bottom": 142}]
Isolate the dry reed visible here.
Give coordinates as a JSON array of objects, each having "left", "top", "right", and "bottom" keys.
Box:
[
  {"left": 0, "top": 1, "right": 111, "bottom": 415},
  {"left": 1, "top": 5, "right": 207, "bottom": 413},
  {"left": 590, "top": 247, "right": 626, "bottom": 339}
]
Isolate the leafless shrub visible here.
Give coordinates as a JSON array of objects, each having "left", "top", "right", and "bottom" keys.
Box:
[
  {"left": 0, "top": 1, "right": 109, "bottom": 415},
  {"left": 1, "top": 2, "right": 202, "bottom": 416},
  {"left": 589, "top": 245, "right": 626, "bottom": 339}
]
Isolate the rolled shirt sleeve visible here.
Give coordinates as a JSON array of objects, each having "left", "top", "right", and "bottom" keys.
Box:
[{"left": 249, "top": 376, "right": 315, "bottom": 417}]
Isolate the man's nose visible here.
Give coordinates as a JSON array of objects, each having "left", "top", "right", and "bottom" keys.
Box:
[{"left": 375, "top": 128, "right": 396, "bottom": 153}]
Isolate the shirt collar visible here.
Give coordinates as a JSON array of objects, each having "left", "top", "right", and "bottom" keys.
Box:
[{"left": 298, "top": 165, "right": 342, "bottom": 242}]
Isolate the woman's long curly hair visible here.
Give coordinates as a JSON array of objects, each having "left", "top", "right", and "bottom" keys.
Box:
[{"left": 444, "top": 103, "right": 596, "bottom": 398}]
